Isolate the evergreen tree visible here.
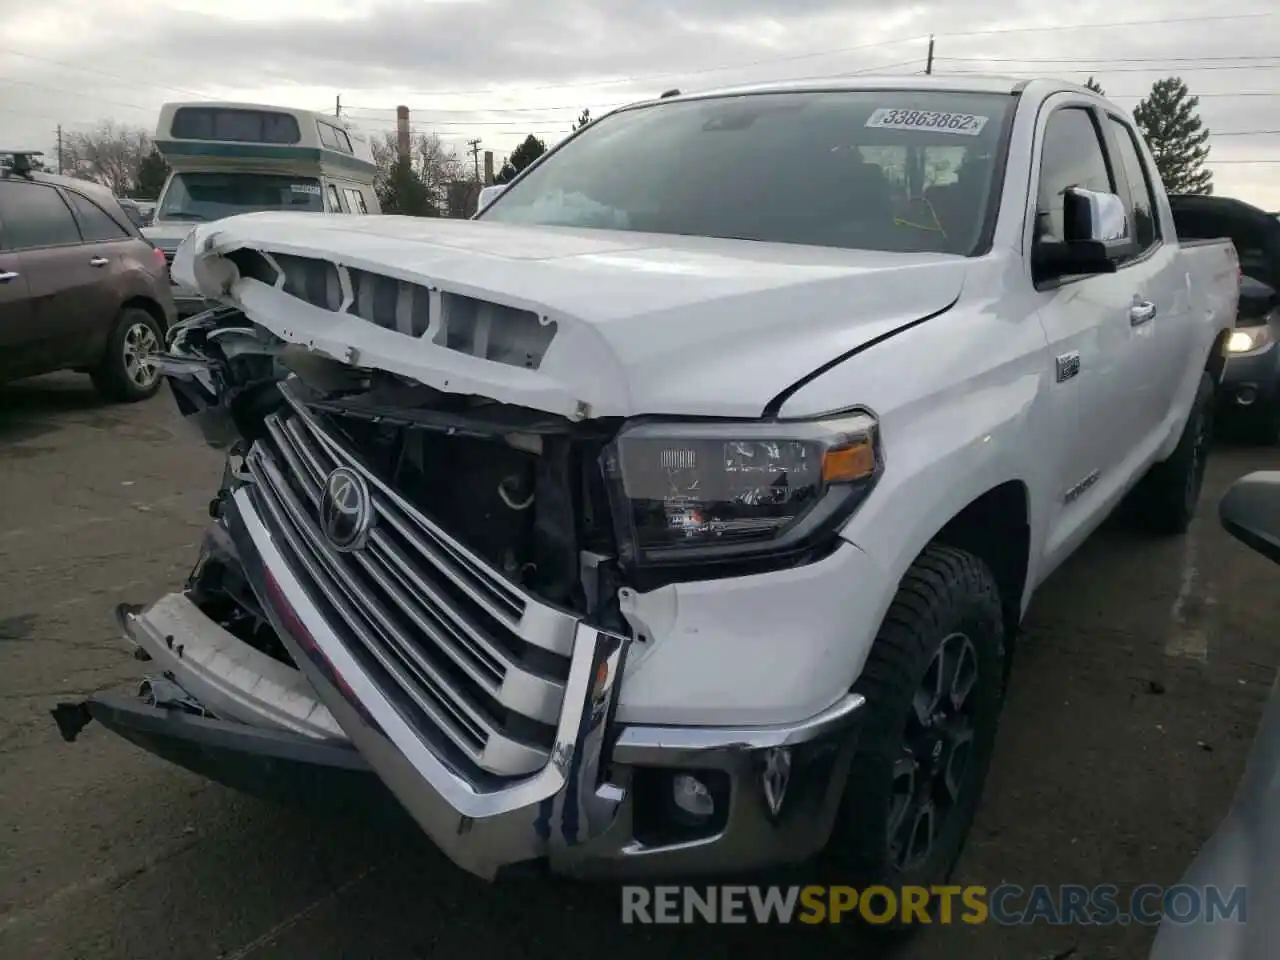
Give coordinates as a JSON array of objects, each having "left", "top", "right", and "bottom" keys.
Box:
[
  {"left": 496, "top": 134, "right": 548, "bottom": 184},
  {"left": 573, "top": 108, "right": 591, "bottom": 131},
  {"left": 135, "top": 149, "right": 171, "bottom": 200},
  {"left": 378, "top": 155, "right": 435, "bottom": 215},
  {"left": 1133, "top": 77, "right": 1213, "bottom": 195},
  {"left": 1083, "top": 76, "right": 1105, "bottom": 95}
]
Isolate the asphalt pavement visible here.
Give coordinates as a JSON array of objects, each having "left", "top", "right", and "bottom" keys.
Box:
[{"left": 2, "top": 373, "right": 1279, "bottom": 960}]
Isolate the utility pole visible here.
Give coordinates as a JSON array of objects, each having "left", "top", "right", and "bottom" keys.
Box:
[
  {"left": 925, "top": 35, "right": 934, "bottom": 75},
  {"left": 56, "top": 125, "right": 63, "bottom": 174},
  {"left": 467, "top": 138, "right": 482, "bottom": 182},
  {"left": 335, "top": 95, "right": 341, "bottom": 117}
]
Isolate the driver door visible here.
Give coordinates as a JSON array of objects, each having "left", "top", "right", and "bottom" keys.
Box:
[{"left": 1031, "top": 98, "right": 1154, "bottom": 565}]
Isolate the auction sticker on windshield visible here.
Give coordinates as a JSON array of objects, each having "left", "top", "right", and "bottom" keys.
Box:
[
  {"left": 290, "top": 183, "right": 322, "bottom": 195},
  {"left": 865, "top": 109, "right": 989, "bottom": 136}
]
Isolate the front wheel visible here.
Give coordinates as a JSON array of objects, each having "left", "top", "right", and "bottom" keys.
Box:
[
  {"left": 91, "top": 307, "right": 164, "bottom": 403},
  {"left": 821, "top": 544, "right": 1007, "bottom": 927}
]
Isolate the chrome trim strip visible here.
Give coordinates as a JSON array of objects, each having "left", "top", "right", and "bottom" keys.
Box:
[
  {"left": 278, "top": 379, "right": 579, "bottom": 655},
  {"left": 261, "top": 414, "right": 567, "bottom": 725},
  {"left": 229, "top": 485, "right": 631, "bottom": 818},
  {"left": 610, "top": 692, "right": 866, "bottom": 766},
  {"left": 248, "top": 447, "right": 554, "bottom": 775}
]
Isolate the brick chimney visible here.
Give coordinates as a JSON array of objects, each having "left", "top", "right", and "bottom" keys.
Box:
[{"left": 396, "top": 105, "right": 410, "bottom": 159}]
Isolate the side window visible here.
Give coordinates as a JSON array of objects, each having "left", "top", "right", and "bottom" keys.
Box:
[
  {"left": 1107, "top": 117, "right": 1160, "bottom": 253},
  {"left": 317, "top": 121, "right": 353, "bottom": 154},
  {"left": 64, "top": 191, "right": 130, "bottom": 242},
  {"left": 1035, "top": 107, "right": 1113, "bottom": 244},
  {"left": 327, "top": 184, "right": 348, "bottom": 213},
  {"left": 343, "top": 188, "right": 368, "bottom": 214},
  {"left": 0, "top": 180, "right": 82, "bottom": 249}
]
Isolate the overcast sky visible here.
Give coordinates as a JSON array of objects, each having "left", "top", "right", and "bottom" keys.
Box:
[{"left": 3, "top": 0, "right": 1279, "bottom": 206}]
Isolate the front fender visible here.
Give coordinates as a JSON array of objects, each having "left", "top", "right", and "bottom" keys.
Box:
[{"left": 776, "top": 296, "right": 1054, "bottom": 638}]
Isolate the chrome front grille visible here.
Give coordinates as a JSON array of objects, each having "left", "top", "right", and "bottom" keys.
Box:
[{"left": 244, "top": 382, "right": 581, "bottom": 780}]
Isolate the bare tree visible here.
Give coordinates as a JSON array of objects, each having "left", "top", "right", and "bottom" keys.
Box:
[
  {"left": 371, "top": 131, "right": 463, "bottom": 213},
  {"left": 62, "top": 121, "right": 153, "bottom": 196}
]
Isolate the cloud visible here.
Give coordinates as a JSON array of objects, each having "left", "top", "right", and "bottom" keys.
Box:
[{"left": 2, "top": 0, "right": 1278, "bottom": 205}]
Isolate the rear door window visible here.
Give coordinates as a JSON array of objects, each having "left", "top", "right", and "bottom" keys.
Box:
[
  {"left": 1106, "top": 117, "right": 1161, "bottom": 255},
  {"left": 0, "top": 180, "right": 82, "bottom": 249},
  {"left": 64, "top": 191, "right": 131, "bottom": 242}
]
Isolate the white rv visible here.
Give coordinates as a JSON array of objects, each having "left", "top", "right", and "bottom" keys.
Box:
[{"left": 144, "top": 101, "right": 380, "bottom": 315}]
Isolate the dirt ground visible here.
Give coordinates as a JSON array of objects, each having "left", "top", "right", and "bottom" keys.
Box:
[{"left": 1, "top": 373, "right": 1278, "bottom": 960}]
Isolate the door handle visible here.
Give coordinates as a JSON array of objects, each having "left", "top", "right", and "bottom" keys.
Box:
[
  {"left": 89, "top": 256, "right": 109, "bottom": 267},
  {"left": 0, "top": 271, "right": 18, "bottom": 283},
  {"left": 1129, "top": 300, "right": 1158, "bottom": 326}
]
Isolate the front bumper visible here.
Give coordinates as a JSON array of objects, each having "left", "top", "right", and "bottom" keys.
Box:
[{"left": 72, "top": 485, "right": 864, "bottom": 881}]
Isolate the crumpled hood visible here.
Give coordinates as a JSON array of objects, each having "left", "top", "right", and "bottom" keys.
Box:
[{"left": 171, "top": 212, "right": 968, "bottom": 419}]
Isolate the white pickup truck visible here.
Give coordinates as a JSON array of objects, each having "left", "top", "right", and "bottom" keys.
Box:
[{"left": 56, "top": 76, "right": 1237, "bottom": 898}]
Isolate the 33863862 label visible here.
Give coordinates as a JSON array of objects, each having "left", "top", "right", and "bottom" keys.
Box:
[{"left": 864, "top": 108, "right": 989, "bottom": 136}]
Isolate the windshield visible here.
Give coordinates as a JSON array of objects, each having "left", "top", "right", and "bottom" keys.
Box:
[
  {"left": 157, "top": 172, "right": 324, "bottom": 222},
  {"left": 480, "top": 90, "right": 1013, "bottom": 256}
]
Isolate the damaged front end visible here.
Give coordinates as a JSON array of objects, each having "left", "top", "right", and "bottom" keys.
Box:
[
  {"left": 60, "top": 304, "right": 644, "bottom": 869},
  {"left": 60, "top": 290, "right": 864, "bottom": 882}
]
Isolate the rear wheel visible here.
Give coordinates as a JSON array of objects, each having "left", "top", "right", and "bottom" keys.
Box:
[
  {"left": 1133, "top": 371, "right": 1214, "bottom": 535},
  {"left": 821, "top": 545, "right": 1007, "bottom": 932},
  {"left": 91, "top": 307, "right": 164, "bottom": 403}
]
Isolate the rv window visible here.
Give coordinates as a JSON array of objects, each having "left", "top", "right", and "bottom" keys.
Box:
[
  {"left": 318, "top": 122, "right": 354, "bottom": 154},
  {"left": 327, "top": 184, "right": 347, "bottom": 213},
  {"left": 171, "top": 107, "right": 301, "bottom": 145},
  {"left": 343, "top": 187, "right": 368, "bottom": 214}
]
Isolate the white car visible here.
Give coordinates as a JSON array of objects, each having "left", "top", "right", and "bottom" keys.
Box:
[{"left": 57, "top": 75, "right": 1237, "bottom": 901}]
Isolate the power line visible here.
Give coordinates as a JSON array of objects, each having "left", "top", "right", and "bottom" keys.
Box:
[
  {"left": 346, "top": 118, "right": 581, "bottom": 127},
  {"left": 340, "top": 57, "right": 925, "bottom": 123},
  {"left": 939, "top": 63, "right": 1280, "bottom": 75},
  {"left": 939, "top": 54, "right": 1280, "bottom": 65},
  {"left": 345, "top": 12, "right": 1276, "bottom": 98},
  {"left": 0, "top": 10, "right": 1274, "bottom": 128},
  {"left": 0, "top": 74, "right": 155, "bottom": 113},
  {"left": 0, "top": 45, "right": 213, "bottom": 100}
]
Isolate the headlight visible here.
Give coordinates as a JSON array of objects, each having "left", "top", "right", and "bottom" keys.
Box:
[
  {"left": 1227, "top": 324, "right": 1274, "bottom": 354},
  {"left": 601, "top": 412, "right": 882, "bottom": 567}
]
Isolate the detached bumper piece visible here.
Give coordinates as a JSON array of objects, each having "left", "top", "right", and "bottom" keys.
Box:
[
  {"left": 53, "top": 594, "right": 398, "bottom": 816},
  {"left": 85, "top": 693, "right": 395, "bottom": 816}
]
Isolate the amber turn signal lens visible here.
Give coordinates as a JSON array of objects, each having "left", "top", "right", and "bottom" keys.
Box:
[{"left": 821, "top": 439, "right": 876, "bottom": 484}]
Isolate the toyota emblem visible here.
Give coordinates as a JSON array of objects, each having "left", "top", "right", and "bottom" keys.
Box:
[{"left": 320, "top": 466, "right": 373, "bottom": 552}]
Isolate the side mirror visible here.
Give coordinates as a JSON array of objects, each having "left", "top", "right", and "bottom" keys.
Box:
[
  {"left": 1033, "top": 187, "right": 1135, "bottom": 279},
  {"left": 1063, "top": 187, "right": 1130, "bottom": 249},
  {"left": 476, "top": 184, "right": 507, "bottom": 215},
  {"left": 1220, "top": 471, "right": 1280, "bottom": 566}
]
